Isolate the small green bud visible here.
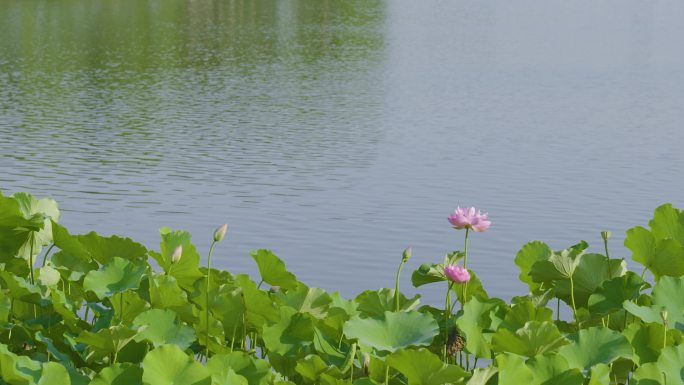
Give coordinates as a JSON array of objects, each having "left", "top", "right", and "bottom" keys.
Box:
[
  {"left": 213, "top": 224, "right": 228, "bottom": 242},
  {"left": 418, "top": 263, "right": 431, "bottom": 274},
  {"left": 402, "top": 247, "right": 412, "bottom": 263},
  {"left": 601, "top": 231, "right": 612, "bottom": 241},
  {"left": 171, "top": 245, "right": 183, "bottom": 263},
  {"left": 660, "top": 307, "right": 669, "bottom": 327}
]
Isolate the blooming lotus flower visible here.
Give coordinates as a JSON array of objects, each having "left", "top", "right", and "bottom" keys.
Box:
[
  {"left": 171, "top": 245, "right": 183, "bottom": 263},
  {"left": 444, "top": 265, "right": 470, "bottom": 283},
  {"left": 448, "top": 207, "right": 491, "bottom": 232}
]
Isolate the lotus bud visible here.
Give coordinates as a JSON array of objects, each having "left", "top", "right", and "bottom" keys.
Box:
[
  {"left": 362, "top": 352, "right": 370, "bottom": 376},
  {"left": 269, "top": 286, "right": 280, "bottom": 293},
  {"left": 402, "top": 247, "right": 412, "bottom": 263},
  {"left": 660, "top": 307, "right": 669, "bottom": 327},
  {"left": 213, "top": 224, "right": 228, "bottom": 242},
  {"left": 171, "top": 245, "right": 183, "bottom": 263},
  {"left": 601, "top": 230, "right": 611, "bottom": 241}
]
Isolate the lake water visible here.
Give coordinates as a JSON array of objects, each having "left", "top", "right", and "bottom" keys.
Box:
[{"left": 1, "top": 0, "right": 683, "bottom": 305}]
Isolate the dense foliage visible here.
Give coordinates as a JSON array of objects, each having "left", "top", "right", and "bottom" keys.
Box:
[{"left": 0, "top": 191, "right": 682, "bottom": 385}]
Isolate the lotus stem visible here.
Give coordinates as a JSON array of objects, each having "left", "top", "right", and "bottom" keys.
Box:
[
  {"left": 394, "top": 248, "right": 411, "bottom": 312},
  {"left": 29, "top": 233, "right": 35, "bottom": 285},
  {"left": 462, "top": 228, "right": 470, "bottom": 303},
  {"left": 570, "top": 275, "right": 578, "bottom": 327},
  {"left": 205, "top": 240, "right": 216, "bottom": 358},
  {"left": 443, "top": 281, "right": 453, "bottom": 362},
  {"left": 41, "top": 243, "right": 55, "bottom": 267},
  {"left": 602, "top": 231, "right": 612, "bottom": 279}
]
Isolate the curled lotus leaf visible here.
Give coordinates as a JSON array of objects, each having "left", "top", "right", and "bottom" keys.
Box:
[{"left": 83, "top": 257, "right": 146, "bottom": 299}]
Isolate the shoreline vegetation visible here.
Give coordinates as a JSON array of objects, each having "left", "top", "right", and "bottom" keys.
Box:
[{"left": 0, "top": 190, "right": 682, "bottom": 384}]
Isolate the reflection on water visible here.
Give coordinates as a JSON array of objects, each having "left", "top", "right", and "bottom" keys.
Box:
[{"left": 2, "top": 0, "right": 684, "bottom": 304}]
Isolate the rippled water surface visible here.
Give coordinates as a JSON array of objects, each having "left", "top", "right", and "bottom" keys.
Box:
[{"left": 2, "top": 0, "right": 684, "bottom": 303}]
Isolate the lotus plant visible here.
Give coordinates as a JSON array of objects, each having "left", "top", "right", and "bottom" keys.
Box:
[
  {"left": 448, "top": 207, "right": 490, "bottom": 304},
  {"left": 206, "top": 223, "right": 228, "bottom": 358}
]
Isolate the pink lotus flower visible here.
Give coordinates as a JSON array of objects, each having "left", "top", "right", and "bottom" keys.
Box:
[
  {"left": 444, "top": 265, "right": 470, "bottom": 283},
  {"left": 448, "top": 207, "right": 491, "bottom": 232}
]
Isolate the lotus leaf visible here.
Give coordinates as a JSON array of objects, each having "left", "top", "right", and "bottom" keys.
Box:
[
  {"left": 83, "top": 257, "right": 146, "bottom": 299},
  {"left": 623, "top": 276, "right": 684, "bottom": 332},
  {"left": 250, "top": 249, "right": 298, "bottom": 290},
  {"left": 343, "top": 311, "right": 438, "bottom": 353},
  {"left": 491, "top": 321, "right": 568, "bottom": 357},
  {"left": 142, "top": 344, "right": 211, "bottom": 385},
  {"left": 557, "top": 327, "right": 632, "bottom": 370},
  {"left": 386, "top": 348, "right": 467, "bottom": 385},
  {"left": 133, "top": 309, "right": 196, "bottom": 350}
]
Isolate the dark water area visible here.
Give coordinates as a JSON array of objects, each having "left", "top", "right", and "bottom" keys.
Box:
[{"left": 1, "top": 0, "right": 683, "bottom": 305}]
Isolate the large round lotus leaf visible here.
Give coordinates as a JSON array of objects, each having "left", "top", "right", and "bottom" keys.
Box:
[
  {"left": 623, "top": 276, "right": 684, "bottom": 332},
  {"left": 496, "top": 353, "right": 534, "bottom": 385},
  {"left": 250, "top": 249, "right": 298, "bottom": 290},
  {"left": 623, "top": 322, "right": 681, "bottom": 365},
  {"left": 649, "top": 203, "right": 684, "bottom": 244},
  {"left": 133, "top": 309, "right": 196, "bottom": 350},
  {"left": 625, "top": 215, "right": 684, "bottom": 280},
  {"left": 354, "top": 288, "right": 420, "bottom": 318},
  {"left": 455, "top": 296, "right": 506, "bottom": 358},
  {"left": 343, "top": 311, "right": 438, "bottom": 353},
  {"left": 262, "top": 306, "right": 314, "bottom": 356},
  {"left": 632, "top": 344, "right": 684, "bottom": 385},
  {"left": 514, "top": 241, "right": 552, "bottom": 291},
  {"left": 142, "top": 344, "right": 210, "bottom": 385},
  {"left": 386, "top": 348, "right": 467, "bottom": 385},
  {"left": 277, "top": 283, "right": 332, "bottom": 319},
  {"left": 149, "top": 228, "right": 203, "bottom": 291},
  {"left": 529, "top": 242, "right": 588, "bottom": 283},
  {"left": 499, "top": 299, "right": 553, "bottom": 332},
  {"left": 90, "top": 363, "right": 143, "bottom": 385},
  {"left": 526, "top": 354, "right": 583, "bottom": 385},
  {"left": 84, "top": 257, "right": 146, "bottom": 299},
  {"left": 38, "top": 362, "right": 70, "bottom": 385},
  {"left": 553, "top": 254, "right": 626, "bottom": 308},
  {"left": 558, "top": 327, "right": 632, "bottom": 370},
  {"left": 11, "top": 192, "right": 60, "bottom": 261},
  {"left": 588, "top": 272, "right": 647, "bottom": 316},
  {"left": 491, "top": 321, "right": 568, "bottom": 357},
  {"left": 207, "top": 352, "right": 273, "bottom": 385}
]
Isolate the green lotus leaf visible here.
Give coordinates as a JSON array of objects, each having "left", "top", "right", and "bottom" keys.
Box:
[
  {"left": 649, "top": 203, "right": 684, "bottom": 244},
  {"left": 211, "top": 368, "right": 248, "bottom": 385},
  {"left": 631, "top": 344, "right": 684, "bottom": 385},
  {"left": 557, "top": 327, "right": 632, "bottom": 370},
  {"left": 250, "top": 249, "right": 298, "bottom": 290},
  {"left": 0, "top": 194, "right": 48, "bottom": 262},
  {"left": 386, "top": 348, "right": 467, "bottom": 385},
  {"left": 132, "top": 309, "right": 196, "bottom": 350},
  {"left": 492, "top": 321, "right": 568, "bottom": 357},
  {"left": 11, "top": 192, "right": 60, "bottom": 261},
  {"left": 90, "top": 363, "right": 143, "bottom": 385},
  {"left": 526, "top": 354, "right": 583, "bottom": 385},
  {"left": 207, "top": 351, "right": 273, "bottom": 385},
  {"left": 411, "top": 263, "right": 446, "bottom": 287},
  {"left": 455, "top": 296, "right": 505, "bottom": 358},
  {"left": 50, "top": 249, "right": 99, "bottom": 281},
  {"left": 76, "top": 325, "right": 138, "bottom": 362},
  {"left": 622, "top": 322, "right": 682, "bottom": 365},
  {"left": 354, "top": 288, "right": 420, "bottom": 318},
  {"left": 529, "top": 242, "right": 588, "bottom": 283},
  {"left": 149, "top": 228, "right": 203, "bottom": 291},
  {"left": 277, "top": 283, "right": 332, "bottom": 319},
  {"left": 52, "top": 225, "right": 148, "bottom": 265},
  {"left": 0, "top": 270, "right": 49, "bottom": 305},
  {"left": 496, "top": 353, "right": 534, "bottom": 385},
  {"left": 623, "top": 276, "right": 684, "bottom": 332},
  {"left": 295, "top": 354, "right": 341, "bottom": 383},
  {"left": 343, "top": 311, "right": 438, "bottom": 353},
  {"left": 111, "top": 291, "right": 150, "bottom": 326},
  {"left": 142, "top": 344, "right": 210, "bottom": 385},
  {"left": 499, "top": 299, "right": 553, "bottom": 332},
  {"left": 553, "top": 253, "right": 626, "bottom": 308},
  {"left": 329, "top": 292, "right": 359, "bottom": 318},
  {"left": 148, "top": 273, "right": 196, "bottom": 324},
  {"left": 588, "top": 272, "right": 647, "bottom": 316},
  {"left": 625, "top": 226, "right": 684, "bottom": 279},
  {"left": 84, "top": 257, "right": 146, "bottom": 299},
  {"left": 466, "top": 367, "right": 498, "bottom": 385},
  {"left": 515, "top": 241, "right": 553, "bottom": 291},
  {"left": 263, "top": 306, "right": 314, "bottom": 357},
  {"left": 0, "top": 290, "right": 11, "bottom": 323},
  {"left": 236, "top": 274, "right": 279, "bottom": 329}
]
